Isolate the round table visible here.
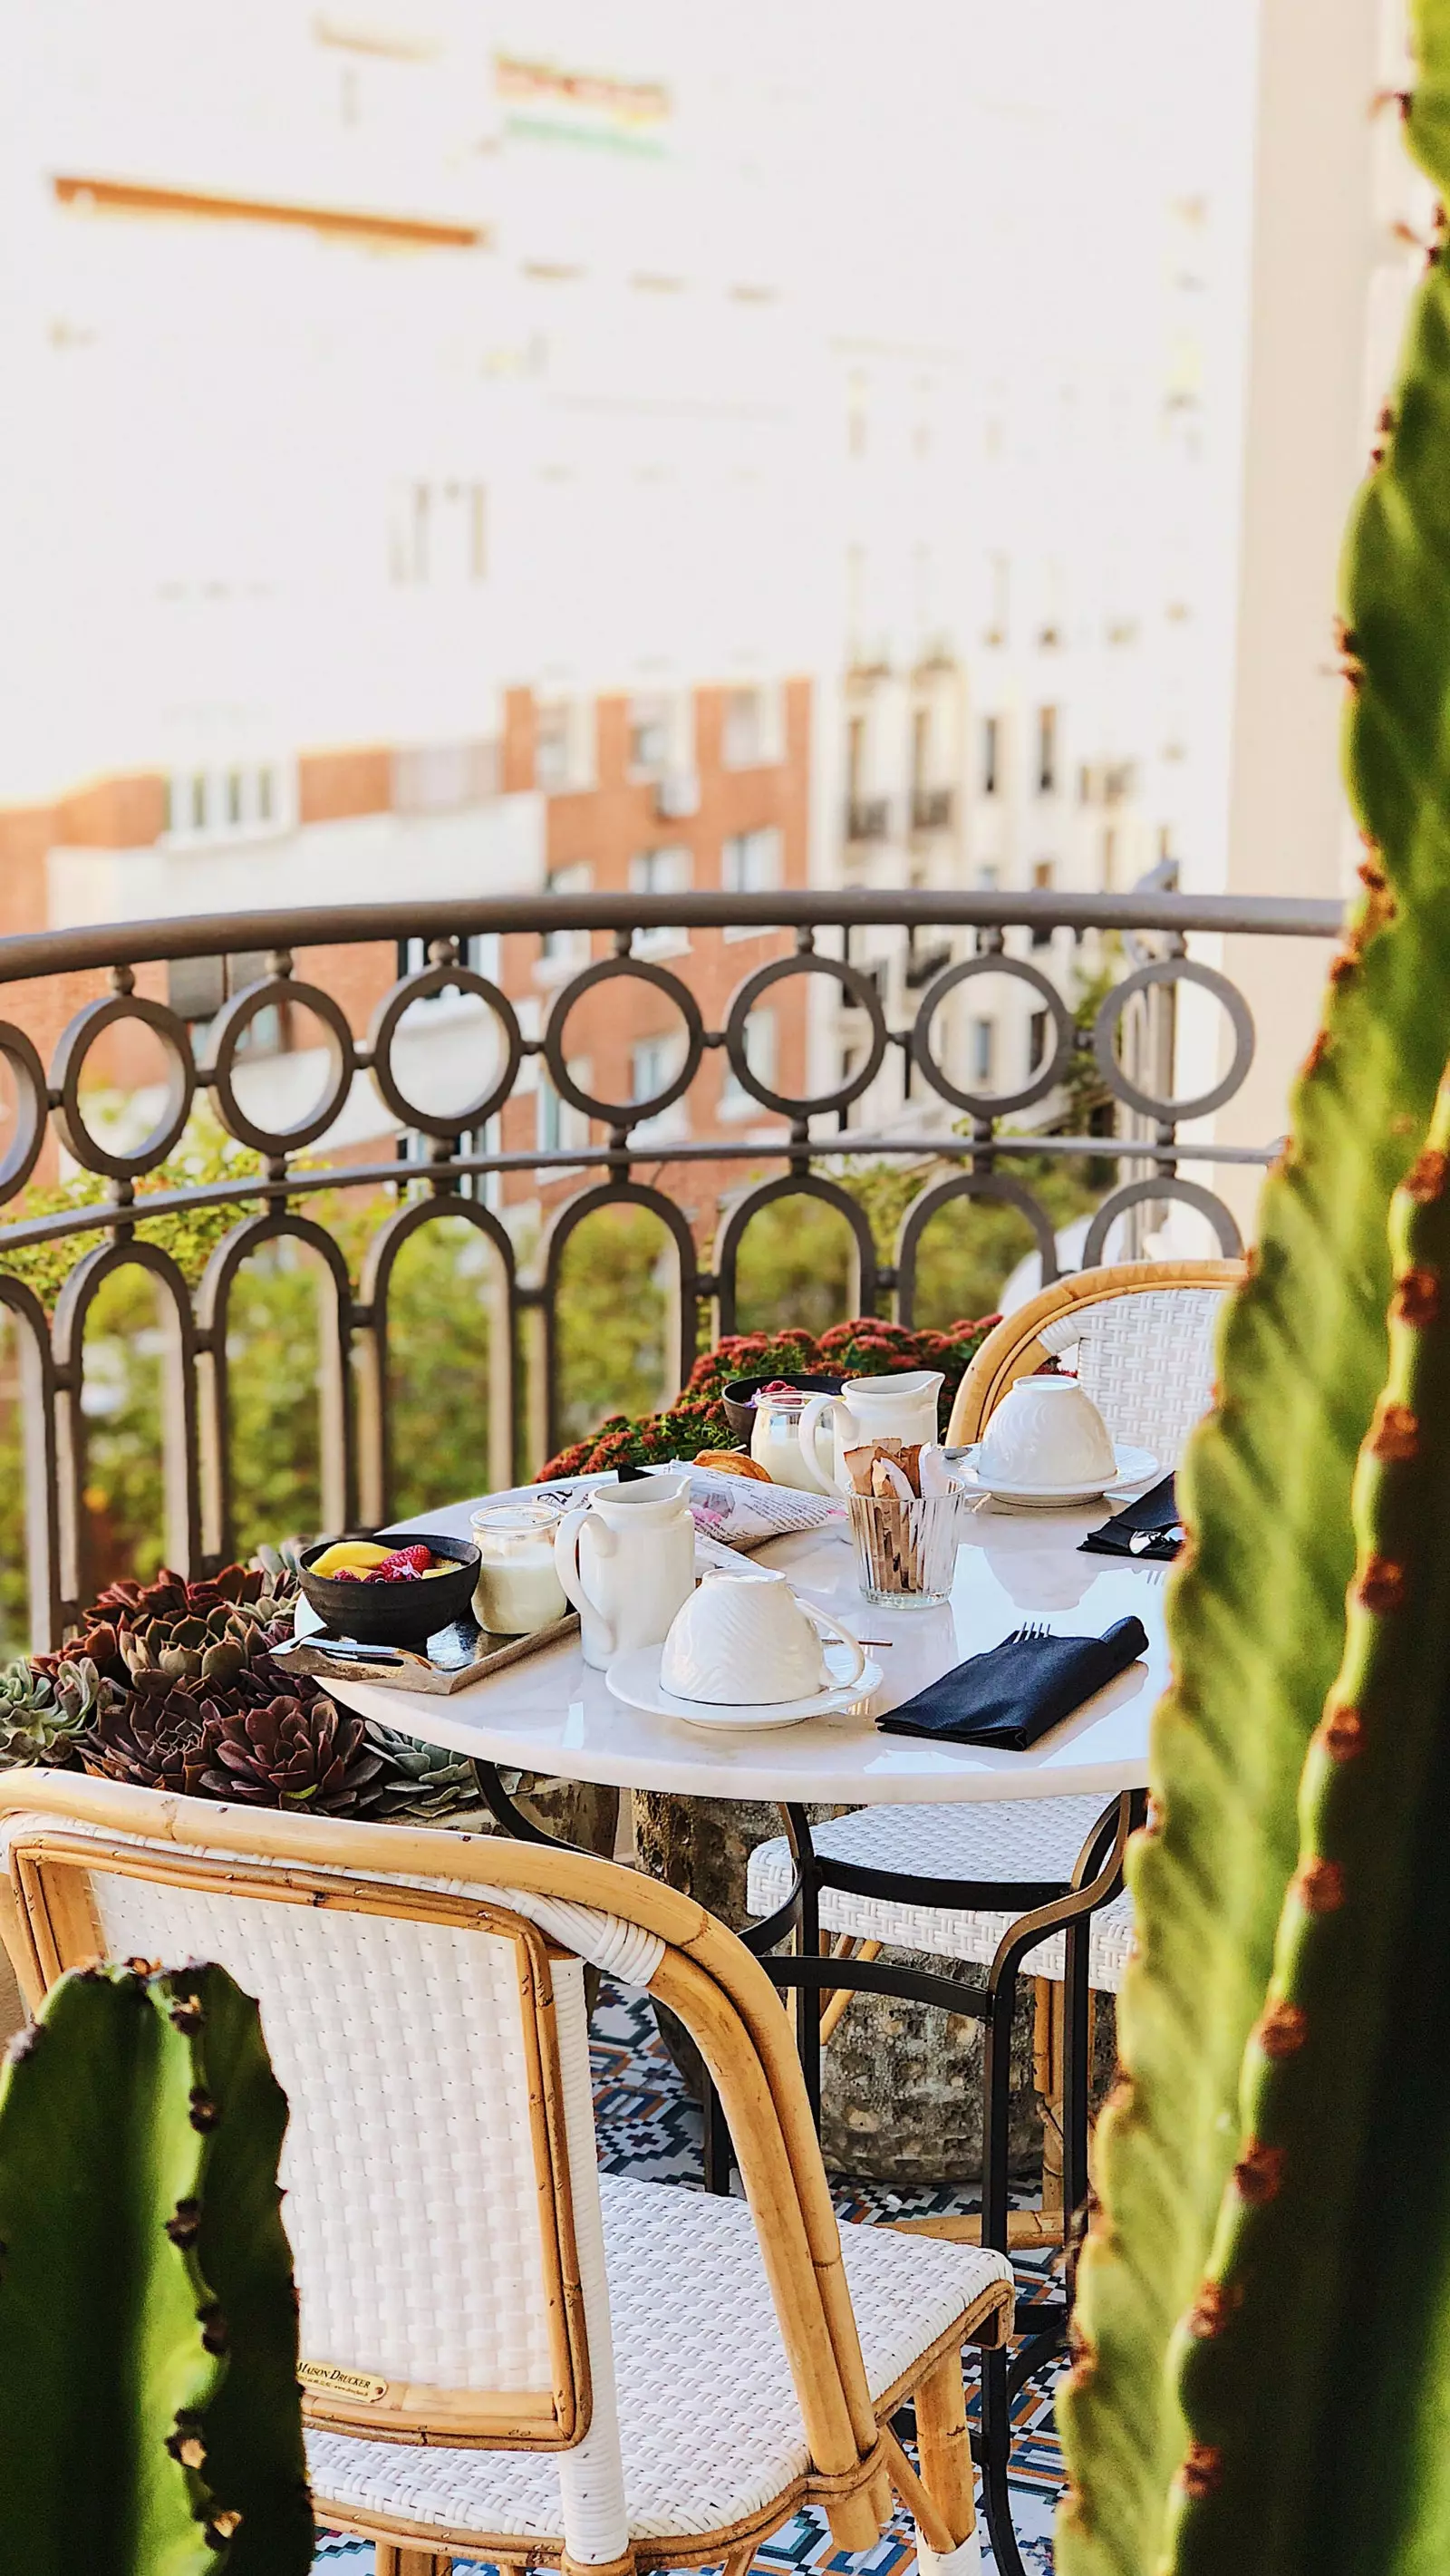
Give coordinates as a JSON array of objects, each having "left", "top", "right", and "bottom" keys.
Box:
[
  {"left": 327, "top": 1484, "right": 1166, "bottom": 2576},
  {"left": 325, "top": 1489, "right": 1168, "bottom": 1806}
]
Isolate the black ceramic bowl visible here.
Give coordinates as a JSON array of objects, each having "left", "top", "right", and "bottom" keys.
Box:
[
  {"left": 720, "top": 1370, "right": 844, "bottom": 1444},
  {"left": 297, "top": 1532, "right": 480, "bottom": 1646}
]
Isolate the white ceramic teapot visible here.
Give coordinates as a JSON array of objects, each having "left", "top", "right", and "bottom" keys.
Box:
[
  {"left": 797, "top": 1370, "right": 944, "bottom": 1496},
  {"left": 554, "top": 1475, "right": 695, "bottom": 1670},
  {"left": 660, "top": 1568, "right": 866, "bottom": 1706}
]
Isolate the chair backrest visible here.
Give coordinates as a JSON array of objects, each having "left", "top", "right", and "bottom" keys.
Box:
[
  {"left": 0, "top": 1773, "right": 933, "bottom": 2559},
  {"left": 946, "top": 1256, "right": 1245, "bottom": 1466}
]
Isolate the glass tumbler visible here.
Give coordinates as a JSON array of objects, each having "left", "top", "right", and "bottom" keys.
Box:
[
  {"left": 846, "top": 1487, "right": 973, "bottom": 1607},
  {"left": 469, "top": 1499, "right": 569, "bottom": 1636}
]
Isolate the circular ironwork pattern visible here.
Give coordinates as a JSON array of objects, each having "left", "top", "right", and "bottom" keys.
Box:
[
  {"left": 0, "top": 1022, "right": 49, "bottom": 1203},
  {"left": 202, "top": 978, "right": 356, "bottom": 1156},
  {"left": 50, "top": 994, "right": 197, "bottom": 1180},
  {"left": 721, "top": 955, "right": 887, "bottom": 1119},
  {"left": 1081, "top": 1176, "right": 1243, "bottom": 1266},
  {"left": 894, "top": 1172, "right": 1059, "bottom": 1322},
  {"left": 367, "top": 964, "right": 524, "bottom": 1138},
  {"left": 910, "top": 956, "right": 1075, "bottom": 1118},
  {"left": 542, "top": 958, "right": 705, "bottom": 1127},
  {"left": 1092, "top": 959, "right": 1254, "bottom": 1123}
]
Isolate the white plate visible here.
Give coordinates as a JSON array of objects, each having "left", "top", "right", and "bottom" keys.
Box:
[
  {"left": 605, "top": 1638, "right": 883, "bottom": 1731},
  {"left": 952, "top": 1441, "right": 1159, "bottom": 1506}
]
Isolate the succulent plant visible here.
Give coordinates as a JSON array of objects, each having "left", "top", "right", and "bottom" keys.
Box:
[
  {"left": 197, "top": 1696, "right": 392, "bottom": 1815},
  {"left": 1058, "top": 20, "right": 1450, "bottom": 2571},
  {"left": 0, "top": 1656, "right": 111, "bottom": 1768},
  {"left": 85, "top": 1675, "right": 213, "bottom": 1799},
  {"left": 102, "top": 1564, "right": 300, "bottom": 1698},
  {"left": 362, "top": 1724, "right": 482, "bottom": 1821},
  {"left": 0, "top": 1960, "right": 313, "bottom": 2571}
]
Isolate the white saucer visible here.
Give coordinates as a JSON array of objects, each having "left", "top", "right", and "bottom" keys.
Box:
[
  {"left": 953, "top": 1441, "right": 1159, "bottom": 1507},
  {"left": 605, "top": 1639, "right": 883, "bottom": 1731}
]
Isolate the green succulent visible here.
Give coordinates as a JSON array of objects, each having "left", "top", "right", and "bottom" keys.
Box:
[
  {"left": 362, "top": 1726, "right": 483, "bottom": 1822},
  {"left": 0, "top": 1657, "right": 108, "bottom": 1768}
]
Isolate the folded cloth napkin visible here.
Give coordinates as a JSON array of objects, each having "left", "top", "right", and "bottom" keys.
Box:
[
  {"left": 1080, "top": 1473, "right": 1182, "bottom": 1563},
  {"left": 877, "top": 1615, "right": 1150, "bottom": 1751}
]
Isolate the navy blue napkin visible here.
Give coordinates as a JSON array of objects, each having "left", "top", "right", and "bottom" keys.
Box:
[
  {"left": 876, "top": 1616, "right": 1150, "bottom": 1751},
  {"left": 1079, "top": 1473, "right": 1182, "bottom": 1563}
]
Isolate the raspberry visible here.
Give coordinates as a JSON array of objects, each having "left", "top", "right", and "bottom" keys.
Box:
[
  {"left": 332, "top": 1569, "right": 359, "bottom": 1583},
  {"left": 371, "top": 1545, "right": 433, "bottom": 1582}
]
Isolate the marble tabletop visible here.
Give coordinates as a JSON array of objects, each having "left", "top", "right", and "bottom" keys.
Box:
[{"left": 324, "top": 1481, "right": 1170, "bottom": 1808}]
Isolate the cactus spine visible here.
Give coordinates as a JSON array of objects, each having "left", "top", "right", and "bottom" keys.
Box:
[
  {"left": 1058, "top": 7, "right": 1450, "bottom": 2569},
  {"left": 0, "top": 1962, "right": 313, "bottom": 2574}
]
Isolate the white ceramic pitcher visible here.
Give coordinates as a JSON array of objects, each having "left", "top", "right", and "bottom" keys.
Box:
[
  {"left": 797, "top": 1370, "right": 945, "bottom": 1496},
  {"left": 554, "top": 1474, "right": 695, "bottom": 1670}
]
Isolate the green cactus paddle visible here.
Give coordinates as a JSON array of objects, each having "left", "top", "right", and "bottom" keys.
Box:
[
  {"left": 1160, "top": 1080, "right": 1450, "bottom": 2567},
  {"left": 0, "top": 1961, "right": 313, "bottom": 2575},
  {"left": 1058, "top": 9, "right": 1450, "bottom": 2568}
]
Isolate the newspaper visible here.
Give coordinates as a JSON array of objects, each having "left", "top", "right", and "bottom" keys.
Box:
[
  {"left": 671, "top": 1463, "right": 839, "bottom": 1562},
  {"left": 533, "top": 1463, "right": 840, "bottom": 1566}
]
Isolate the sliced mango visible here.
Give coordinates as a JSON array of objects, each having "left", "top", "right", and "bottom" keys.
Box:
[{"left": 310, "top": 1541, "right": 393, "bottom": 1577}]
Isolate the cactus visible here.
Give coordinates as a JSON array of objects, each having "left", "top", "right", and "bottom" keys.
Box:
[
  {"left": 1058, "top": 13, "right": 1450, "bottom": 2570},
  {"left": 0, "top": 1961, "right": 314, "bottom": 2573},
  {"left": 1151, "top": 1075, "right": 1450, "bottom": 2565}
]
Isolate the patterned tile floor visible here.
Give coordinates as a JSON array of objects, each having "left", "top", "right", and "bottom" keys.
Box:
[{"left": 314, "top": 1981, "right": 1065, "bottom": 2576}]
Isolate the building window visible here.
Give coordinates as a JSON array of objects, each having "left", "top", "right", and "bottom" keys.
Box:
[
  {"left": 971, "top": 1018, "right": 995, "bottom": 1086},
  {"left": 536, "top": 700, "right": 591, "bottom": 793},
  {"left": 164, "top": 761, "right": 293, "bottom": 847},
  {"left": 721, "top": 826, "right": 782, "bottom": 896},
  {"left": 975, "top": 863, "right": 999, "bottom": 892},
  {"left": 538, "top": 1060, "right": 591, "bottom": 1160},
  {"left": 1037, "top": 706, "right": 1058, "bottom": 795},
  {"left": 629, "top": 846, "right": 692, "bottom": 956},
  {"left": 912, "top": 708, "right": 932, "bottom": 791},
  {"left": 1030, "top": 858, "right": 1055, "bottom": 948},
  {"left": 633, "top": 1031, "right": 682, "bottom": 1104},
  {"left": 847, "top": 715, "right": 867, "bottom": 800},
  {"left": 1029, "top": 1011, "right": 1049, "bottom": 1072},
  {"left": 630, "top": 1031, "right": 690, "bottom": 1143},
  {"left": 389, "top": 479, "right": 486, "bottom": 586},
  {"left": 721, "top": 1007, "right": 778, "bottom": 1115},
  {"left": 1102, "top": 827, "right": 1118, "bottom": 889},
  {"left": 539, "top": 862, "right": 593, "bottom": 973},
  {"left": 721, "top": 684, "right": 783, "bottom": 770},
  {"left": 981, "top": 716, "right": 1000, "bottom": 798},
  {"left": 628, "top": 693, "right": 674, "bottom": 776}
]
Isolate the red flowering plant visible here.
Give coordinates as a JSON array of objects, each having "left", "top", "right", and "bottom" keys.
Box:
[{"left": 536, "top": 1313, "right": 1000, "bottom": 1479}]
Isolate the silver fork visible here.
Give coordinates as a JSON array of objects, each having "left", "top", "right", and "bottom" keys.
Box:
[{"left": 1008, "top": 1620, "right": 1054, "bottom": 1642}]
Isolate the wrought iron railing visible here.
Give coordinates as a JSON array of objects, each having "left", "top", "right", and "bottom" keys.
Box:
[{"left": 0, "top": 886, "right": 1339, "bottom": 1643}]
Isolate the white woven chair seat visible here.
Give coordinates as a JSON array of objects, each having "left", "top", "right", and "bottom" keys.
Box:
[
  {"left": 309, "top": 2172, "right": 1011, "bottom": 2547},
  {"left": 746, "top": 1798, "right": 1135, "bottom": 1993}
]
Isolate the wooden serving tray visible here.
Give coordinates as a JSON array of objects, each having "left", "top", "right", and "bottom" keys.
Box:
[{"left": 285, "top": 1600, "right": 580, "bottom": 1696}]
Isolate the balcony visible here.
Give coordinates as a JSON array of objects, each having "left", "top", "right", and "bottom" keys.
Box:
[
  {"left": 911, "top": 787, "right": 954, "bottom": 832},
  {"left": 846, "top": 796, "right": 892, "bottom": 842},
  {"left": 0, "top": 882, "right": 1339, "bottom": 1651}
]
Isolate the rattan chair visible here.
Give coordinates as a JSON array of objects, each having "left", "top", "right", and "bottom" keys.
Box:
[
  {"left": 944, "top": 1255, "right": 1244, "bottom": 1457},
  {"left": 0, "top": 1773, "right": 1011, "bottom": 2576},
  {"left": 749, "top": 1258, "right": 1244, "bottom": 2220}
]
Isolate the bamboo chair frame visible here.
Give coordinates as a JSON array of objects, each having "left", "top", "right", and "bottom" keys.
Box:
[
  {"left": 0, "top": 1773, "right": 1011, "bottom": 2575},
  {"left": 944, "top": 1254, "right": 1245, "bottom": 1450}
]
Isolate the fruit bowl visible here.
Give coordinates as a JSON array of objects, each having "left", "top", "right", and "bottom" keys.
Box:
[{"left": 297, "top": 1533, "right": 480, "bottom": 1646}]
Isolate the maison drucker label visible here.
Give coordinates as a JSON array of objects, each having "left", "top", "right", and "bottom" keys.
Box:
[{"left": 299, "top": 2360, "right": 388, "bottom": 2403}]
